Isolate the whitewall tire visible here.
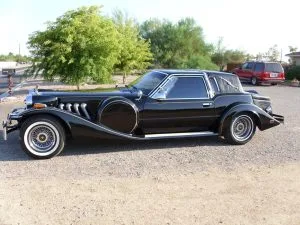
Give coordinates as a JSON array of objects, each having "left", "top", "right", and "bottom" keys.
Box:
[{"left": 20, "top": 116, "right": 65, "bottom": 159}]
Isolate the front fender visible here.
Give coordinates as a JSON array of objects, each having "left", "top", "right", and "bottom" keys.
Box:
[
  {"left": 218, "top": 103, "right": 281, "bottom": 135},
  {"left": 16, "top": 107, "right": 141, "bottom": 140}
]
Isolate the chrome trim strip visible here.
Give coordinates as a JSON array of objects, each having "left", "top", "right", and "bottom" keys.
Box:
[
  {"left": 80, "top": 103, "right": 91, "bottom": 120},
  {"left": 2, "top": 121, "right": 7, "bottom": 141},
  {"left": 149, "top": 73, "right": 211, "bottom": 100},
  {"left": 73, "top": 103, "right": 80, "bottom": 116},
  {"left": 145, "top": 131, "right": 217, "bottom": 139},
  {"left": 152, "top": 70, "right": 169, "bottom": 75},
  {"left": 66, "top": 103, "right": 72, "bottom": 112},
  {"left": 59, "top": 103, "right": 64, "bottom": 110}
]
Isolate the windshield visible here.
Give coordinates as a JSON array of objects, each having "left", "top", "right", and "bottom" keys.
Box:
[
  {"left": 265, "top": 63, "right": 283, "bottom": 73},
  {"left": 131, "top": 71, "right": 167, "bottom": 95}
]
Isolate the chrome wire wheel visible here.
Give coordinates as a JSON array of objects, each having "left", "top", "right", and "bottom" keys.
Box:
[
  {"left": 24, "top": 122, "right": 60, "bottom": 156},
  {"left": 231, "top": 115, "right": 254, "bottom": 142}
]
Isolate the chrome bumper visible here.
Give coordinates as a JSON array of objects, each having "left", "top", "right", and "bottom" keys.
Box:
[
  {"left": 2, "top": 107, "right": 25, "bottom": 141},
  {"left": 271, "top": 113, "right": 284, "bottom": 124},
  {"left": 2, "top": 120, "right": 7, "bottom": 141}
]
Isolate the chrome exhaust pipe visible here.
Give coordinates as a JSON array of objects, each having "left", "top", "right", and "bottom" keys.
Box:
[
  {"left": 59, "top": 103, "right": 64, "bottom": 110},
  {"left": 66, "top": 103, "right": 72, "bottom": 112},
  {"left": 80, "top": 103, "right": 91, "bottom": 120},
  {"left": 73, "top": 103, "right": 80, "bottom": 116}
]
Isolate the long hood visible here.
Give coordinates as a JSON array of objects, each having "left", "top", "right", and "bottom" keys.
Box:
[
  {"left": 36, "top": 89, "right": 135, "bottom": 97},
  {"left": 26, "top": 89, "right": 141, "bottom": 107}
]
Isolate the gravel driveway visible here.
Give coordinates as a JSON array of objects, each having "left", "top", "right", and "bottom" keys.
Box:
[{"left": 0, "top": 85, "right": 299, "bottom": 225}]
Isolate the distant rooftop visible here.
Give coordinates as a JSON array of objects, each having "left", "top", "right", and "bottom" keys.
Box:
[{"left": 285, "top": 51, "right": 300, "bottom": 57}]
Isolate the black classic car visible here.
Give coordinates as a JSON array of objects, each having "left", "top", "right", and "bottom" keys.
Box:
[{"left": 2, "top": 70, "right": 284, "bottom": 159}]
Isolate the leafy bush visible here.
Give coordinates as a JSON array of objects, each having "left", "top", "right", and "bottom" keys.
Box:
[
  {"left": 185, "top": 55, "right": 218, "bottom": 70},
  {"left": 286, "top": 66, "right": 300, "bottom": 80}
]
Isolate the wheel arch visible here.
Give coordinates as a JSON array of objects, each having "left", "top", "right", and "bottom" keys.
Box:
[
  {"left": 19, "top": 112, "right": 72, "bottom": 138},
  {"left": 218, "top": 104, "right": 263, "bottom": 135}
]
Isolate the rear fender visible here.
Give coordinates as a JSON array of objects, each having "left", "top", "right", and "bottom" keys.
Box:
[{"left": 218, "top": 103, "right": 280, "bottom": 135}]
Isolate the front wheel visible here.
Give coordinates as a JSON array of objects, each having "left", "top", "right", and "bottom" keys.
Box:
[
  {"left": 251, "top": 76, "right": 258, "bottom": 85},
  {"left": 224, "top": 114, "right": 256, "bottom": 145},
  {"left": 20, "top": 116, "right": 66, "bottom": 159}
]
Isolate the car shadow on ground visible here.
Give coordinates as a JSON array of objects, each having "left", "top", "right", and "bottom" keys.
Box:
[
  {"left": 0, "top": 130, "right": 228, "bottom": 161},
  {"left": 62, "top": 135, "right": 227, "bottom": 156}
]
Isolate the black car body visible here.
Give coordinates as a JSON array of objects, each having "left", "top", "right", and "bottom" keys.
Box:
[{"left": 2, "top": 70, "right": 284, "bottom": 159}]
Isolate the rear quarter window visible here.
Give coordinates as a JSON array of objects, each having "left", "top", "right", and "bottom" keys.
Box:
[{"left": 265, "top": 63, "right": 283, "bottom": 73}]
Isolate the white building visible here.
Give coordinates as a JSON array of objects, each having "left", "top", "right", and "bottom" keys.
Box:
[
  {"left": 286, "top": 52, "right": 300, "bottom": 66},
  {"left": 0, "top": 61, "right": 17, "bottom": 70}
]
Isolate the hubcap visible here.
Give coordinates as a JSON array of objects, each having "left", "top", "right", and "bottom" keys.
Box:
[
  {"left": 24, "top": 122, "right": 60, "bottom": 156},
  {"left": 231, "top": 115, "right": 254, "bottom": 141},
  {"left": 251, "top": 77, "right": 257, "bottom": 85}
]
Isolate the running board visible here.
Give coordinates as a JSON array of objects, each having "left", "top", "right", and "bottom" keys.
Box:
[{"left": 144, "top": 131, "right": 217, "bottom": 139}]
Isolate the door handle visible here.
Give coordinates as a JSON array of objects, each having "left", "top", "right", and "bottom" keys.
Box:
[{"left": 202, "top": 102, "right": 212, "bottom": 107}]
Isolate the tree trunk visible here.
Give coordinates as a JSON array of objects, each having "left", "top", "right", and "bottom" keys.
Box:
[
  {"left": 123, "top": 72, "right": 126, "bottom": 84},
  {"left": 76, "top": 82, "right": 80, "bottom": 91}
]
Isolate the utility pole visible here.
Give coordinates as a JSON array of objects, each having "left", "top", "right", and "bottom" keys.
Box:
[{"left": 18, "top": 43, "right": 21, "bottom": 64}]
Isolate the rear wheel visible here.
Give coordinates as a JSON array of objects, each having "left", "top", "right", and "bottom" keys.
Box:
[
  {"left": 251, "top": 76, "right": 258, "bottom": 85},
  {"left": 224, "top": 114, "right": 256, "bottom": 145},
  {"left": 20, "top": 116, "right": 65, "bottom": 159}
]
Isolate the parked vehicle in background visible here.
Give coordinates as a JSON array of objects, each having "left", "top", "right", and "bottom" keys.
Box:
[{"left": 232, "top": 61, "right": 285, "bottom": 85}]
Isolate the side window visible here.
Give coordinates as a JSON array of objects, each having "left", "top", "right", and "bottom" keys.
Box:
[
  {"left": 164, "top": 76, "right": 208, "bottom": 99},
  {"left": 254, "top": 63, "right": 264, "bottom": 72},
  {"left": 241, "top": 63, "right": 248, "bottom": 70},
  {"left": 246, "top": 62, "right": 254, "bottom": 70}
]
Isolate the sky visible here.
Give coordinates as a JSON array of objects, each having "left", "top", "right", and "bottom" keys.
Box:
[{"left": 0, "top": 0, "right": 299, "bottom": 61}]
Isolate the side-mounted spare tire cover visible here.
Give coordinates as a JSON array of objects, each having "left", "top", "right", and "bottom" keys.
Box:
[{"left": 97, "top": 98, "right": 138, "bottom": 133}]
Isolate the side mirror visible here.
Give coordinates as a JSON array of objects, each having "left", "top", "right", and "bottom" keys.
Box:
[{"left": 136, "top": 90, "right": 143, "bottom": 100}]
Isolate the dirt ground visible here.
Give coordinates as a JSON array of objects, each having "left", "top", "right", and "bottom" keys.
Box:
[
  {"left": 0, "top": 85, "right": 299, "bottom": 225},
  {"left": 0, "top": 163, "right": 299, "bottom": 225}
]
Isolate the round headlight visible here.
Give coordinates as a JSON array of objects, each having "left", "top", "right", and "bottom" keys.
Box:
[{"left": 25, "top": 94, "right": 33, "bottom": 106}]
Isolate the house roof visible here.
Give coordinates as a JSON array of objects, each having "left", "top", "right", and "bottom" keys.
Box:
[{"left": 285, "top": 51, "right": 300, "bottom": 57}]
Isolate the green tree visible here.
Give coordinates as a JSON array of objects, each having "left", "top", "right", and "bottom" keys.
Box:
[
  {"left": 0, "top": 53, "right": 31, "bottom": 62},
  {"left": 224, "top": 50, "right": 247, "bottom": 64},
  {"left": 211, "top": 37, "right": 226, "bottom": 70},
  {"left": 211, "top": 37, "right": 247, "bottom": 70},
  {"left": 112, "top": 10, "right": 152, "bottom": 83},
  {"left": 264, "top": 45, "right": 280, "bottom": 62},
  {"left": 140, "top": 18, "right": 217, "bottom": 70},
  {"left": 288, "top": 46, "right": 298, "bottom": 53},
  {"left": 27, "top": 6, "right": 120, "bottom": 90}
]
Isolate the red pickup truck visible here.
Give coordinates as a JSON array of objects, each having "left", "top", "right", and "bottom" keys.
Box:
[{"left": 232, "top": 61, "right": 285, "bottom": 85}]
